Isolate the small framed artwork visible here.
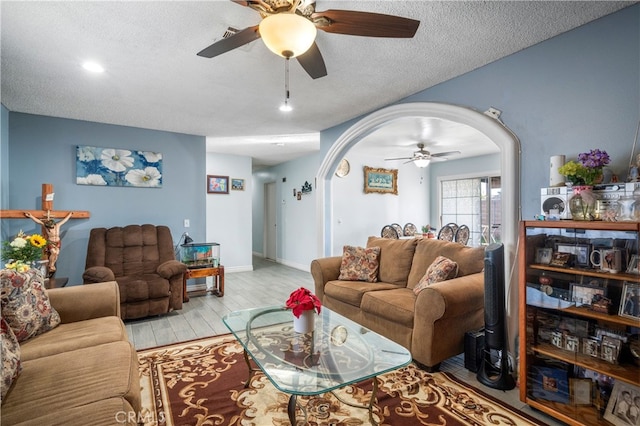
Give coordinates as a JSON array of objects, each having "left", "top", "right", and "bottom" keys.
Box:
[
  {"left": 550, "top": 252, "right": 571, "bottom": 267},
  {"left": 565, "top": 335, "right": 580, "bottom": 352},
  {"left": 570, "top": 283, "right": 606, "bottom": 306},
  {"left": 535, "top": 247, "right": 553, "bottom": 265},
  {"left": 207, "top": 175, "right": 229, "bottom": 194},
  {"left": 363, "top": 166, "right": 398, "bottom": 195},
  {"left": 604, "top": 381, "right": 640, "bottom": 426},
  {"left": 582, "top": 338, "right": 599, "bottom": 358},
  {"left": 627, "top": 254, "right": 639, "bottom": 274},
  {"left": 231, "top": 178, "right": 245, "bottom": 191},
  {"left": 555, "top": 243, "right": 591, "bottom": 267},
  {"left": 601, "top": 336, "right": 622, "bottom": 364},
  {"left": 570, "top": 378, "right": 592, "bottom": 406},
  {"left": 619, "top": 282, "right": 640, "bottom": 320}
]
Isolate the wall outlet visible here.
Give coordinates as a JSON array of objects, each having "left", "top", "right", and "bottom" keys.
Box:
[{"left": 184, "top": 219, "right": 190, "bottom": 228}]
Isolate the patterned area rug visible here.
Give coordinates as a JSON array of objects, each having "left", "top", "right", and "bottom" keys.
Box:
[{"left": 138, "top": 335, "right": 542, "bottom": 426}]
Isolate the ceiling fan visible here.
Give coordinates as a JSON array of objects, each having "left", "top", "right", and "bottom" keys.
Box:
[
  {"left": 385, "top": 143, "right": 461, "bottom": 168},
  {"left": 197, "top": 0, "right": 420, "bottom": 79}
]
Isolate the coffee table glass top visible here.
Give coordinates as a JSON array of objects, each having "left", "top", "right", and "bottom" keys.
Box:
[{"left": 222, "top": 306, "right": 412, "bottom": 396}]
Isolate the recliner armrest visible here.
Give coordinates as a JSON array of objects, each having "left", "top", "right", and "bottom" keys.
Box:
[
  {"left": 157, "top": 260, "right": 187, "bottom": 279},
  {"left": 310, "top": 256, "right": 342, "bottom": 301},
  {"left": 83, "top": 266, "right": 115, "bottom": 283}
]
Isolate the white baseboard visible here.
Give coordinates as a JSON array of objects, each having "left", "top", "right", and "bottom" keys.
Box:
[{"left": 277, "top": 258, "right": 309, "bottom": 272}]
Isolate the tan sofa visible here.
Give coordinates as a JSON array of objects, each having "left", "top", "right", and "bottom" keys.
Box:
[
  {"left": 311, "top": 236, "right": 485, "bottom": 370},
  {"left": 1, "top": 281, "right": 141, "bottom": 426}
]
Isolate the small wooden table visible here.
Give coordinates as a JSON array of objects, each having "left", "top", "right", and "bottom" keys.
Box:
[
  {"left": 44, "top": 277, "right": 68, "bottom": 289},
  {"left": 182, "top": 266, "right": 224, "bottom": 302}
]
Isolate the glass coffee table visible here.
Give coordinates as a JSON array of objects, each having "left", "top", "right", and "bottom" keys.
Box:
[{"left": 223, "top": 306, "right": 411, "bottom": 425}]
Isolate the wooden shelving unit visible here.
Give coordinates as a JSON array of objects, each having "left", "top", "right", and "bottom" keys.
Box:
[{"left": 519, "top": 220, "right": 640, "bottom": 426}]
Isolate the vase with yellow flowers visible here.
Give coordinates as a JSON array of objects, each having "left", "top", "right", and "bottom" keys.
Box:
[
  {"left": 558, "top": 149, "right": 610, "bottom": 220},
  {"left": 2, "top": 230, "right": 48, "bottom": 273}
]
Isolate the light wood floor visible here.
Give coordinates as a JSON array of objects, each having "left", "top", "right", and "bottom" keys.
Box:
[{"left": 126, "top": 256, "right": 561, "bottom": 425}]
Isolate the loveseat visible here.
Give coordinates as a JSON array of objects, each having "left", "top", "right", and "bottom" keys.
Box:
[
  {"left": 1, "top": 271, "right": 141, "bottom": 426},
  {"left": 311, "top": 236, "right": 485, "bottom": 370}
]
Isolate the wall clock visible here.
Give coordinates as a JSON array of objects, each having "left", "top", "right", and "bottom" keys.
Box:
[{"left": 335, "top": 159, "right": 350, "bottom": 177}]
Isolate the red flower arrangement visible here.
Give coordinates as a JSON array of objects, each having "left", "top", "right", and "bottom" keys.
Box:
[{"left": 285, "top": 287, "right": 321, "bottom": 318}]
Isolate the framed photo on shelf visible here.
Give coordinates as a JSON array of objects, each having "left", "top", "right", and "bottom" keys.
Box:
[
  {"left": 555, "top": 242, "right": 591, "bottom": 267},
  {"left": 627, "top": 254, "right": 639, "bottom": 274},
  {"left": 550, "top": 252, "right": 571, "bottom": 267},
  {"left": 570, "top": 378, "right": 592, "bottom": 406},
  {"left": 570, "top": 283, "right": 606, "bottom": 307},
  {"left": 207, "top": 175, "right": 229, "bottom": 194},
  {"left": 582, "top": 338, "right": 599, "bottom": 358},
  {"left": 604, "top": 381, "right": 640, "bottom": 426},
  {"left": 601, "top": 336, "right": 622, "bottom": 364},
  {"left": 535, "top": 247, "right": 553, "bottom": 265},
  {"left": 619, "top": 282, "right": 640, "bottom": 320}
]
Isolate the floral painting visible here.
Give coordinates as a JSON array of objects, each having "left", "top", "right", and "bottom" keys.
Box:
[{"left": 76, "top": 145, "right": 163, "bottom": 188}]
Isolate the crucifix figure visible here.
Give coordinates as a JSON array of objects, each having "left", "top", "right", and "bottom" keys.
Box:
[
  {"left": 24, "top": 211, "right": 73, "bottom": 276},
  {"left": 0, "top": 183, "right": 90, "bottom": 278}
]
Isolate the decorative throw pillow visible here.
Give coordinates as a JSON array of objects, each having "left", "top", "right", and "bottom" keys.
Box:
[
  {"left": 0, "top": 268, "right": 61, "bottom": 342},
  {"left": 1, "top": 317, "right": 22, "bottom": 400},
  {"left": 338, "top": 245, "right": 381, "bottom": 282},
  {"left": 413, "top": 256, "right": 459, "bottom": 294}
]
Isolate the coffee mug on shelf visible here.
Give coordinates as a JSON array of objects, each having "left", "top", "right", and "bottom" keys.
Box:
[{"left": 590, "top": 248, "right": 622, "bottom": 274}]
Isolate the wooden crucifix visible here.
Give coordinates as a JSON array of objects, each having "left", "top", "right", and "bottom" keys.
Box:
[{"left": 1, "top": 183, "right": 90, "bottom": 276}]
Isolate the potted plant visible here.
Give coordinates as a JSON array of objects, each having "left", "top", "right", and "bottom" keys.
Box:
[{"left": 286, "top": 287, "right": 321, "bottom": 333}]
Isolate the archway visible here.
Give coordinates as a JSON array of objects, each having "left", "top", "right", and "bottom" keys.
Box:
[{"left": 315, "top": 102, "right": 522, "bottom": 347}]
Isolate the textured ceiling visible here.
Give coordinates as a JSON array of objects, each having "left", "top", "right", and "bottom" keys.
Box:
[{"left": 1, "top": 1, "right": 634, "bottom": 167}]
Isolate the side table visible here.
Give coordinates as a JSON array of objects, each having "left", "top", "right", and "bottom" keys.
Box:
[
  {"left": 182, "top": 266, "right": 224, "bottom": 302},
  {"left": 44, "top": 277, "right": 69, "bottom": 289}
]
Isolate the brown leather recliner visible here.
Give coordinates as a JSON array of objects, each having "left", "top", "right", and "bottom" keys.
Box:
[{"left": 83, "top": 224, "right": 187, "bottom": 320}]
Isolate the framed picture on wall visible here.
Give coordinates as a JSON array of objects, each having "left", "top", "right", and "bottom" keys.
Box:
[
  {"left": 363, "top": 166, "right": 398, "bottom": 195},
  {"left": 207, "top": 175, "right": 229, "bottom": 194},
  {"left": 231, "top": 178, "right": 245, "bottom": 191}
]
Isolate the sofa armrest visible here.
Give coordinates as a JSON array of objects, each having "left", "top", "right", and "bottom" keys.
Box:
[
  {"left": 47, "top": 281, "right": 121, "bottom": 323},
  {"left": 157, "top": 260, "right": 188, "bottom": 279},
  {"left": 415, "top": 272, "right": 484, "bottom": 323},
  {"left": 83, "top": 266, "right": 115, "bottom": 283},
  {"left": 310, "top": 256, "right": 342, "bottom": 301}
]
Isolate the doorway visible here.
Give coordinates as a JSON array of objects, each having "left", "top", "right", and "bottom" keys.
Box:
[{"left": 264, "top": 182, "right": 277, "bottom": 261}]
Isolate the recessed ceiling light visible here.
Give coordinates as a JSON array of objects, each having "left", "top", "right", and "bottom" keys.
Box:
[{"left": 82, "top": 61, "right": 104, "bottom": 73}]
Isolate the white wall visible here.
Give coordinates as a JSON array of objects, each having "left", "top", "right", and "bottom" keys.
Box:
[
  {"left": 331, "top": 153, "right": 429, "bottom": 254},
  {"left": 205, "top": 152, "right": 253, "bottom": 272}
]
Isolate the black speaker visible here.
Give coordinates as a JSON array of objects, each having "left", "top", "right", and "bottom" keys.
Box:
[
  {"left": 477, "top": 243, "right": 515, "bottom": 390},
  {"left": 464, "top": 328, "right": 485, "bottom": 372}
]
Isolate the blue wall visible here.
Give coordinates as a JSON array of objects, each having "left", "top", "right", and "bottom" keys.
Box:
[
  {"left": 320, "top": 5, "right": 639, "bottom": 222},
  {"left": 6, "top": 113, "right": 206, "bottom": 285}
]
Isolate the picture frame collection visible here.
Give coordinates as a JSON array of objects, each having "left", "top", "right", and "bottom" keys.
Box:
[{"left": 207, "top": 175, "right": 245, "bottom": 194}]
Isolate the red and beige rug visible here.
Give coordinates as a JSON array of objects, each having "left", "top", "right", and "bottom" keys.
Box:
[{"left": 138, "top": 335, "right": 543, "bottom": 426}]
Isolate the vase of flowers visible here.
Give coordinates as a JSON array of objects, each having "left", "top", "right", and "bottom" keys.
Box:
[
  {"left": 2, "top": 230, "right": 48, "bottom": 273},
  {"left": 286, "top": 287, "right": 321, "bottom": 333},
  {"left": 558, "top": 149, "right": 610, "bottom": 221}
]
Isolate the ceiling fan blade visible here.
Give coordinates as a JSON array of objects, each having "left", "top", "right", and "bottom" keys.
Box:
[
  {"left": 385, "top": 156, "right": 413, "bottom": 161},
  {"left": 312, "top": 10, "right": 419, "bottom": 38},
  {"left": 431, "top": 150, "right": 461, "bottom": 157},
  {"left": 296, "top": 42, "right": 327, "bottom": 79},
  {"left": 197, "top": 25, "right": 260, "bottom": 58}
]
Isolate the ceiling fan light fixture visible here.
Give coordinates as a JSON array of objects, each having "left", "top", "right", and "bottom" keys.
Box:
[
  {"left": 279, "top": 99, "right": 292, "bottom": 112},
  {"left": 259, "top": 13, "right": 317, "bottom": 58},
  {"left": 414, "top": 158, "right": 430, "bottom": 168}
]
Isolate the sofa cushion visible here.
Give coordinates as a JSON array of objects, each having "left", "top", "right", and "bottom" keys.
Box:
[
  {"left": 407, "top": 238, "right": 485, "bottom": 289},
  {"left": 360, "top": 288, "right": 415, "bottom": 327},
  {"left": 1, "top": 341, "right": 141, "bottom": 424},
  {"left": 366, "top": 237, "right": 418, "bottom": 286},
  {"left": 1, "top": 317, "right": 21, "bottom": 400},
  {"left": 9, "top": 398, "right": 139, "bottom": 426},
  {"left": 413, "top": 256, "right": 459, "bottom": 294},
  {"left": 338, "top": 245, "right": 381, "bottom": 282},
  {"left": 19, "top": 316, "right": 127, "bottom": 362},
  {"left": 324, "top": 280, "right": 399, "bottom": 308},
  {"left": 0, "top": 269, "right": 61, "bottom": 342}
]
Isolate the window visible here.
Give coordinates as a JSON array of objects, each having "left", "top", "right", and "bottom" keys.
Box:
[{"left": 440, "top": 176, "right": 501, "bottom": 246}]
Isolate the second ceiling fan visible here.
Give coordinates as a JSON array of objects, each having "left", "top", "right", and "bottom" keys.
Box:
[
  {"left": 385, "top": 143, "right": 461, "bottom": 168},
  {"left": 197, "top": 0, "right": 420, "bottom": 79}
]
